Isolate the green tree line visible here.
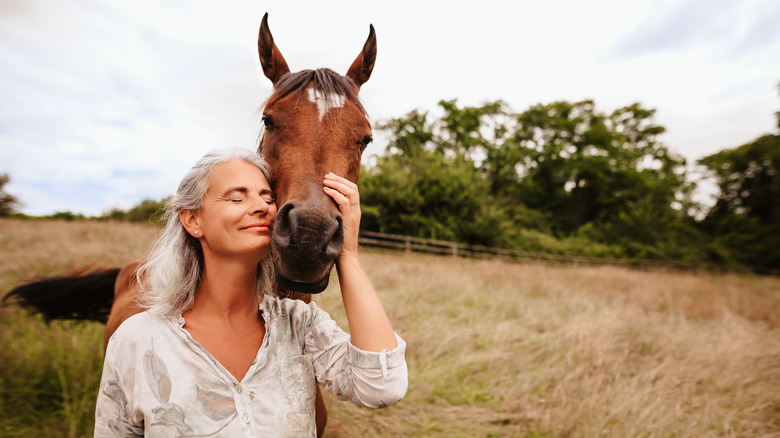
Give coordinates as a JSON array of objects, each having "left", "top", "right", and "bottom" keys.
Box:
[
  {"left": 0, "top": 187, "right": 167, "bottom": 225},
  {"left": 2, "top": 96, "right": 778, "bottom": 272},
  {"left": 359, "top": 97, "right": 779, "bottom": 272}
]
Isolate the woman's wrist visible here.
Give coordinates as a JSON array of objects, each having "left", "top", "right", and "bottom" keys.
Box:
[{"left": 336, "top": 250, "right": 360, "bottom": 269}]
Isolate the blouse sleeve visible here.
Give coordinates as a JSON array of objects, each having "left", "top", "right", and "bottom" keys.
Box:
[
  {"left": 94, "top": 343, "right": 144, "bottom": 437},
  {"left": 302, "top": 306, "right": 408, "bottom": 409}
]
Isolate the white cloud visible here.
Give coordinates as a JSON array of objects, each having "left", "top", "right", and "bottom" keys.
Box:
[{"left": 0, "top": 0, "right": 778, "bottom": 215}]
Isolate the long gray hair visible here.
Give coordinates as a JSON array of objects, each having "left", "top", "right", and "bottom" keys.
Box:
[{"left": 137, "top": 148, "right": 275, "bottom": 319}]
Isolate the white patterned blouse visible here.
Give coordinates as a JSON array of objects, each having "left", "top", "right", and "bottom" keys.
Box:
[{"left": 94, "top": 295, "right": 408, "bottom": 437}]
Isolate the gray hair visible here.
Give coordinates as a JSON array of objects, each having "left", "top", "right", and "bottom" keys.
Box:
[{"left": 137, "top": 148, "right": 275, "bottom": 319}]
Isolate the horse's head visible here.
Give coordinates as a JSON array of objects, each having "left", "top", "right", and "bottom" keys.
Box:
[{"left": 257, "top": 13, "right": 376, "bottom": 294}]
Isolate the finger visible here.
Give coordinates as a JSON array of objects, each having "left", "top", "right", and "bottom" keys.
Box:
[
  {"left": 325, "top": 172, "right": 356, "bottom": 186},
  {"left": 324, "top": 174, "right": 357, "bottom": 190},
  {"left": 323, "top": 178, "right": 355, "bottom": 195},
  {"left": 323, "top": 176, "right": 359, "bottom": 202},
  {"left": 324, "top": 173, "right": 358, "bottom": 193},
  {"left": 323, "top": 182, "right": 357, "bottom": 204},
  {"left": 323, "top": 186, "right": 357, "bottom": 208}
]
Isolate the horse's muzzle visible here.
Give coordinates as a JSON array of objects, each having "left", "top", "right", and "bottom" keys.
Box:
[{"left": 271, "top": 201, "right": 343, "bottom": 293}]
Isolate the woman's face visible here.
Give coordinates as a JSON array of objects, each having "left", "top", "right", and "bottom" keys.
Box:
[{"left": 193, "top": 159, "right": 277, "bottom": 261}]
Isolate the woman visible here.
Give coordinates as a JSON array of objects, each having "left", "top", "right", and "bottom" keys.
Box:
[{"left": 94, "top": 149, "right": 407, "bottom": 437}]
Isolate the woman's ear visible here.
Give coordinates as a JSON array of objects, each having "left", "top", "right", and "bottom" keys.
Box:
[{"left": 179, "top": 209, "right": 201, "bottom": 238}]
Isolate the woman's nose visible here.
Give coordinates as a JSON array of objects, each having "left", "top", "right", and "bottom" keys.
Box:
[{"left": 251, "top": 197, "right": 270, "bottom": 216}]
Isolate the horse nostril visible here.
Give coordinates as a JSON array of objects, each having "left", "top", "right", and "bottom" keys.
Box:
[
  {"left": 274, "top": 202, "right": 342, "bottom": 256},
  {"left": 323, "top": 215, "right": 343, "bottom": 257},
  {"left": 273, "top": 202, "right": 295, "bottom": 246},
  {"left": 271, "top": 200, "right": 344, "bottom": 290}
]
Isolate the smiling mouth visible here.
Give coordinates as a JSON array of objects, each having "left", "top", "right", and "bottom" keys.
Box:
[{"left": 243, "top": 224, "right": 272, "bottom": 232}]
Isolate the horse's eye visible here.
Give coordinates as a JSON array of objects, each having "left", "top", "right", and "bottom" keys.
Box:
[
  {"left": 359, "top": 135, "right": 373, "bottom": 150},
  {"left": 262, "top": 116, "right": 276, "bottom": 130}
]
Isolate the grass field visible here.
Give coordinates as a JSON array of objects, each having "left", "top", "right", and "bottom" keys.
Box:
[{"left": 1, "top": 218, "right": 779, "bottom": 437}]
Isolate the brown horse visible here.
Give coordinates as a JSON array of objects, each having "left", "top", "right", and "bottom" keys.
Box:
[{"left": 4, "top": 13, "right": 377, "bottom": 437}]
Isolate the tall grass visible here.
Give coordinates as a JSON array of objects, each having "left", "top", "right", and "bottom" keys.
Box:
[
  {"left": 315, "top": 253, "right": 780, "bottom": 437},
  {"left": 0, "top": 309, "right": 104, "bottom": 437},
  {"left": 0, "top": 218, "right": 157, "bottom": 437},
  {"left": 1, "top": 218, "right": 778, "bottom": 437}
]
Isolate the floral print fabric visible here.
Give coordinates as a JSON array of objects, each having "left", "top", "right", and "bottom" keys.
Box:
[{"left": 94, "top": 295, "right": 407, "bottom": 437}]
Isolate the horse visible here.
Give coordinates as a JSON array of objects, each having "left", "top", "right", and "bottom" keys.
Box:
[{"left": 3, "top": 13, "right": 377, "bottom": 437}]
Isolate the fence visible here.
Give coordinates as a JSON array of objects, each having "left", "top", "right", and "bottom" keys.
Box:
[{"left": 357, "top": 230, "right": 733, "bottom": 274}]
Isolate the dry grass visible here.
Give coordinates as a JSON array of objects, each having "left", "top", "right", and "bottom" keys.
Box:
[
  {"left": 1, "top": 219, "right": 779, "bottom": 437},
  {"left": 317, "top": 252, "right": 780, "bottom": 437},
  {"left": 0, "top": 218, "right": 158, "bottom": 293}
]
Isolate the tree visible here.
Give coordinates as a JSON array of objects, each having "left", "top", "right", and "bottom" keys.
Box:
[
  {"left": 491, "top": 100, "right": 690, "bottom": 240},
  {"left": 436, "top": 99, "right": 512, "bottom": 161},
  {"left": 373, "top": 100, "right": 551, "bottom": 236},
  {"left": 362, "top": 103, "right": 519, "bottom": 245},
  {"left": 359, "top": 149, "right": 512, "bottom": 246},
  {"left": 699, "top": 133, "right": 780, "bottom": 269},
  {"left": 377, "top": 109, "right": 435, "bottom": 159},
  {"left": 698, "top": 84, "right": 780, "bottom": 271},
  {"left": 0, "top": 174, "right": 20, "bottom": 217},
  {"left": 365, "top": 98, "right": 709, "bottom": 261},
  {"left": 101, "top": 198, "right": 168, "bottom": 224}
]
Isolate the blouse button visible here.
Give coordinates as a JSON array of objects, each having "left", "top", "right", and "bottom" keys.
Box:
[
  {"left": 242, "top": 413, "right": 250, "bottom": 424},
  {"left": 234, "top": 383, "right": 242, "bottom": 393}
]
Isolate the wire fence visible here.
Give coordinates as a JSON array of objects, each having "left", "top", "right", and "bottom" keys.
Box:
[{"left": 357, "top": 230, "right": 773, "bottom": 275}]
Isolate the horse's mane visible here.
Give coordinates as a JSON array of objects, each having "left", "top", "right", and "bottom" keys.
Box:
[{"left": 263, "top": 68, "right": 367, "bottom": 116}]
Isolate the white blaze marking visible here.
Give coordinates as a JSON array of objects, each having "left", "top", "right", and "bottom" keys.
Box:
[{"left": 307, "top": 88, "right": 345, "bottom": 121}]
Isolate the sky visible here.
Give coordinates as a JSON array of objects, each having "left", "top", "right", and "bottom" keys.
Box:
[{"left": 1, "top": 0, "right": 779, "bottom": 216}]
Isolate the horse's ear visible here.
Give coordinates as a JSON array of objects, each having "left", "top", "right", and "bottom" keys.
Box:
[
  {"left": 258, "top": 13, "right": 290, "bottom": 84},
  {"left": 346, "top": 24, "right": 376, "bottom": 90}
]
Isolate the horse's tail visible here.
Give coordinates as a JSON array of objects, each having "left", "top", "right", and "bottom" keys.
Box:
[{"left": 3, "top": 265, "right": 121, "bottom": 323}]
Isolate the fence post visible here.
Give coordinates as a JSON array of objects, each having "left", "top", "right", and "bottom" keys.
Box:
[{"left": 358, "top": 231, "right": 717, "bottom": 274}]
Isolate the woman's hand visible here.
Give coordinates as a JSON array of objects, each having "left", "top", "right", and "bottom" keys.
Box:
[
  {"left": 323, "top": 173, "right": 361, "bottom": 260},
  {"left": 323, "top": 172, "right": 397, "bottom": 352}
]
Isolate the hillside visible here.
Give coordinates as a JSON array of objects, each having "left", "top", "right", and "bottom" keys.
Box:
[{"left": 1, "top": 218, "right": 778, "bottom": 437}]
